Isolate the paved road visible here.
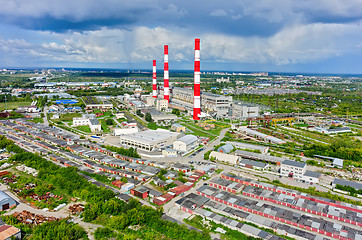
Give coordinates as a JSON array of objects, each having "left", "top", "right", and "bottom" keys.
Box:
[{"left": 43, "top": 106, "right": 49, "bottom": 126}]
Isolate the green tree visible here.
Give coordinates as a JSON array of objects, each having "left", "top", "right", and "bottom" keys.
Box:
[
  {"left": 145, "top": 113, "right": 153, "bottom": 122},
  {"left": 105, "top": 118, "right": 114, "bottom": 125}
]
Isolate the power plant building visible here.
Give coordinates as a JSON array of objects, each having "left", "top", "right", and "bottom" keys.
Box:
[
  {"left": 172, "top": 87, "right": 232, "bottom": 118},
  {"left": 232, "top": 102, "right": 259, "bottom": 119}
]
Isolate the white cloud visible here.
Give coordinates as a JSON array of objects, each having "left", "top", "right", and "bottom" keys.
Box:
[{"left": 210, "top": 9, "right": 228, "bottom": 17}]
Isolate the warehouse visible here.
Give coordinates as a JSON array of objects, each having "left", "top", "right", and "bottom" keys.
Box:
[
  {"left": 239, "top": 159, "right": 269, "bottom": 170},
  {"left": 120, "top": 130, "right": 180, "bottom": 151},
  {"left": 332, "top": 178, "right": 362, "bottom": 190},
  {"left": 238, "top": 127, "right": 286, "bottom": 144},
  {"left": 217, "top": 143, "right": 234, "bottom": 154},
  {"left": 209, "top": 151, "right": 240, "bottom": 165},
  {"left": 227, "top": 141, "right": 269, "bottom": 154},
  {"left": 235, "top": 149, "right": 284, "bottom": 163},
  {"left": 0, "top": 190, "right": 17, "bottom": 211},
  {"left": 196, "top": 185, "right": 362, "bottom": 240},
  {"left": 173, "top": 135, "right": 198, "bottom": 152}
]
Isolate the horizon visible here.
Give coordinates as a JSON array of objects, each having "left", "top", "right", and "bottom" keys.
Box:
[
  {"left": 0, "top": 1, "right": 362, "bottom": 74},
  {"left": 2, "top": 66, "right": 362, "bottom": 77}
]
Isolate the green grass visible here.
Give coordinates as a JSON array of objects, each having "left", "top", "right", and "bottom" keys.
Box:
[
  {"left": 76, "top": 125, "right": 92, "bottom": 133},
  {"left": 0, "top": 101, "right": 32, "bottom": 111},
  {"left": 59, "top": 113, "right": 82, "bottom": 121},
  {"left": 100, "top": 119, "right": 111, "bottom": 132},
  {"left": 28, "top": 117, "right": 44, "bottom": 123}
]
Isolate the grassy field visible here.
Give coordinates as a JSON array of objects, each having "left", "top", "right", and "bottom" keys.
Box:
[
  {"left": 28, "top": 117, "right": 44, "bottom": 124},
  {"left": 59, "top": 113, "right": 82, "bottom": 122},
  {"left": 0, "top": 101, "right": 32, "bottom": 111},
  {"left": 76, "top": 125, "right": 92, "bottom": 133}
]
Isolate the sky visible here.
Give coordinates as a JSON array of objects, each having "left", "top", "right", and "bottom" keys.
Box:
[{"left": 0, "top": 0, "right": 362, "bottom": 74}]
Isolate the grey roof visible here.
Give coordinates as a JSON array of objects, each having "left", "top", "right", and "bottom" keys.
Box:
[
  {"left": 89, "top": 118, "right": 100, "bottom": 125},
  {"left": 333, "top": 178, "right": 362, "bottom": 190},
  {"left": 304, "top": 170, "right": 321, "bottom": 179},
  {"left": 0, "top": 190, "right": 13, "bottom": 202},
  {"left": 239, "top": 159, "right": 267, "bottom": 168},
  {"left": 176, "top": 135, "right": 198, "bottom": 145},
  {"left": 282, "top": 160, "right": 306, "bottom": 168},
  {"left": 218, "top": 143, "right": 234, "bottom": 153},
  {"left": 333, "top": 158, "right": 344, "bottom": 167}
]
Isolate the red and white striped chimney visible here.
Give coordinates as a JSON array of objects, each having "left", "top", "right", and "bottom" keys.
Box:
[
  {"left": 152, "top": 60, "right": 157, "bottom": 98},
  {"left": 163, "top": 45, "right": 170, "bottom": 102},
  {"left": 193, "top": 38, "right": 201, "bottom": 120}
]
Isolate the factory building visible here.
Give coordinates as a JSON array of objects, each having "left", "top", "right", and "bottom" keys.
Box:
[
  {"left": 146, "top": 97, "right": 169, "bottom": 111},
  {"left": 173, "top": 135, "right": 199, "bottom": 152},
  {"left": 231, "top": 102, "right": 259, "bottom": 119},
  {"left": 120, "top": 130, "right": 180, "bottom": 151},
  {"left": 172, "top": 87, "right": 232, "bottom": 118}
]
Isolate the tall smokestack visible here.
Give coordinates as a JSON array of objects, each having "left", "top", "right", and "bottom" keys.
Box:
[
  {"left": 193, "top": 38, "right": 201, "bottom": 120},
  {"left": 164, "top": 45, "right": 169, "bottom": 102},
  {"left": 152, "top": 60, "right": 157, "bottom": 98}
]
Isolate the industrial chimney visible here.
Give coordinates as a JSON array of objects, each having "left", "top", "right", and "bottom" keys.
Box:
[
  {"left": 193, "top": 38, "right": 201, "bottom": 120},
  {"left": 164, "top": 45, "right": 169, "bottom": 102},
  {"left": 152, "top": 60, "right": 157, "bottom": 98}
]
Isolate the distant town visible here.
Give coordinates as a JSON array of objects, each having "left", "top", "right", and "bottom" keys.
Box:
[{"left": 0, "top": 66, "right": 360, "bottom": 240}]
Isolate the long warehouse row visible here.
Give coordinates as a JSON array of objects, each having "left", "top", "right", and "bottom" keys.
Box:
[
  {"left": 221, "top": 173, "right": 362, "bottom": 215},
  {"left": 0, "top": 120, "right": 167, "bottom": 181},
  {"left": 214, "top": 174, "right": 362, "bottom": 227},
  {"left": 196, "top": 180, "right": 362, "bottom": 240}
]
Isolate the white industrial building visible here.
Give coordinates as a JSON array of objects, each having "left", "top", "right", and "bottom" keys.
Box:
[
  {"left": 238, "top": 127, "right": 286, "bottom": 144},
  {"left": 146, "top": 109, "right": 177, "bottom": 125},
  {"left": 173, "top": 135, "right": 199, "bottom": 152},
  {"left": 209, "top": 151, "right": 240, "bottom": 165},
  {"left": 120, "top": 130, "right": 180, "bottom": 151},
  {"left": 113, "top": 127, "right": 139, "bottom": 136},
  {"left": 281, "top": 160, "right": 321, "bottom": 184},
  {"left": 172, "top": 87, "right": 232, "bottom": 118},
  {"left": 232, "top": 102, "right": 259, "bottom": 119},
  {"left": 227, "top": 141, "right": 269, "bottom": 154},
  {"left": 147, "top": 97, "right": 169, "bottom": 111},
  {"left": 280, "top": 160, "right": 306, "bottom": 179},
  {"left": 73, "top": 114, "right": 101, "bottom": 132}
]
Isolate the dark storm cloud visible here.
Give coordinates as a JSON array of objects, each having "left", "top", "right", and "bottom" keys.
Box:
[{"left": 0, "top": 0, "right": 360, "bottom": 37}]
